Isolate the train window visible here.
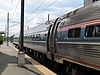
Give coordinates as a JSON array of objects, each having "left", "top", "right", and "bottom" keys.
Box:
[
  {"left": 36, "top": 34, "right": 41, "bottom": 40},
  {"left": 74, "top": 28, "right": 81, "bottom": 37},
  {"left": 68, "top": 28, "right": 81, "bottom": 38},
  {"left": 28, "top": 35, "right": 31, "bottom": 39},
  {"left": 29, "top": 35, "right": 31, "bottom": 39},
  {"left": 68, "top": 29, "right": 73, "bottom": 38},
  {"left": 36, "top": 34, "right": 40, "bottom": 38},
  {"left": 27, "top": 36, "right": 29, "bottom": 39},
  {"left": 93, "top": 0, "right": 98, "bottom": 2},
  {"left": 95, "top": 25, "right": 100, "bottom": 37},
  {"left": 30, "top": 35, "right": 32, "bottom": 39},
  {"left": 34, "top": 34, "right": 36, "bottom": 40},
  {"left": 85, "top": 24, "right": 100, "bottom": 37},
  {"left": 25, "top": 36, "right": 27, "bottom": 39},
  {"left": 26, "top": 36, "right": 27, "bottom": 39},
  {"left": 85, "top": 26, "right": 94, "bottom": 37},
  {"left": 32, "top": 35, "right": 35, "bottom": 40},
  {"left": 45, "top": 34, "right": 47, "bottom": 36}
]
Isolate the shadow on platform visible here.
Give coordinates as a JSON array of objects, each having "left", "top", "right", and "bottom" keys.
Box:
[
  {"left": 0, "top": 52, "right": 33, "bottom": 75},
  {"left": 20, "top": 66, "right": 41, "bottom": 75},
  {"left": 0, "top": 52, "right": 16, "bottom": 74},
  {"left": 0, "top": 43, "right": 44, "bottom": 75}
]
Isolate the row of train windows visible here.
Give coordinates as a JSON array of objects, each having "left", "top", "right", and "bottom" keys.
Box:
[
  {"left": 24, "top": 34, "right": 47, "bottom": 40},
  {"left": 24, "top": 34, "right": 41, "bottom": 40},
  {"left": 67, "top": 24, "right": 100, "bottom": 38}
]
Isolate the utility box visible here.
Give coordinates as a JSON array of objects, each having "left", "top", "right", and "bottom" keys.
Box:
[{"left": 17, "top": 52, "right": 25, "bottom": 67}]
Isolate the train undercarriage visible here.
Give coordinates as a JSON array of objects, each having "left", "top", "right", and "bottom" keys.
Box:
[{"left": 13, "top": 43, "right": 100, "bottom": 75}]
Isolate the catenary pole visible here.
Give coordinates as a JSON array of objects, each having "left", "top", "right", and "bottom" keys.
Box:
[
  {"left": 20, "top": 0, "right": 24, "bottom": 52},
  {"left": 7, "top": 12, "right": 9, "bottom": 46},
  {"left": 18, "top": 0, "right": 25, "bottom": 67}
]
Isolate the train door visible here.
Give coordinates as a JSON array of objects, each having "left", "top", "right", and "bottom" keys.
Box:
[
  {"left": 52, "top": 19, "right": 61, "bottom": 53},
  {"left": 47, "top": 18, "right": 61, "bottom": 54},
  {"left": 47, "top": 24, "right": 52, "bottom": 52}
]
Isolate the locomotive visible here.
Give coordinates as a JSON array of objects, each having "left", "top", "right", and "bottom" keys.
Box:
[{"left": 13, "top": 0, "right": 100, "bottom": 75}]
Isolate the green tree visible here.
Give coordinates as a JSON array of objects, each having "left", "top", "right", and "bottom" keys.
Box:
[{"left": 0, "top": 34, "right": 4, "bottom": 45}]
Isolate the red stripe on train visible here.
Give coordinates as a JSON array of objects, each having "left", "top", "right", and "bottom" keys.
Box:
[
  {"left": 59, "top": 19, "right": 100, "bottom": 30},
  {"left": 61, "top": 56, "right": 100, "bottom": 69}
]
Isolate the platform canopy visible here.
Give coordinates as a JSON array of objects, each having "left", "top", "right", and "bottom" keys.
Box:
[{"left": 0, "top": 31, "right": 5, "bottom": 34}]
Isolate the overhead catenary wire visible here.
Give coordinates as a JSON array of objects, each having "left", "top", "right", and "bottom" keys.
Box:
[
  {"left": 10, "top": 0, "right": 20, "bottom": 19},
  {"left": 29, "top": 0, "right": 86, "bottom": 24},
  {"left": 27, "top": 0, "right": 58, "bottom": 23},
  {"left": 9, "top": 0, "right": 21, "bottom": 36},
  {"left": 26, "top": 0, "right": 85, "bottom": 25},
  {"left": 31, "top": 0, "right": 46, "bottom": 13},
  {"left": 26, "top": 0, "right": 46, "bottom": 22}
]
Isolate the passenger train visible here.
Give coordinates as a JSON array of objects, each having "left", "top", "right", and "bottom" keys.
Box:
[{"left": 13, "top": 0, "right": 100, "bottom": 75}]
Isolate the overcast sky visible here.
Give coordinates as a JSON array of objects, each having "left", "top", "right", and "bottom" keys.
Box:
[{"left": 0, "top": 0, "right": 84, "bottom": 36}]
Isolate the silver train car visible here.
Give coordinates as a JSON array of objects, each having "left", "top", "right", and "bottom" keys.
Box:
[{"left": 13, "top": 0, "right": 100, "bottom": 75}]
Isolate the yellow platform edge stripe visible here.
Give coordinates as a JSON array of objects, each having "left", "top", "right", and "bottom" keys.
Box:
[{"left": 10, "top": 43, "right": 57, "bottom": 75}]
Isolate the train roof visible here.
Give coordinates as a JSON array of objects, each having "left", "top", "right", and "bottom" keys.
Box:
[
  {"left": 24, "top": 23, "right": 48, "bottom": 35},
  {"left": 61, "top": 1, "right": 100, "bottom": 19},
  {"left": 60, "top": 0, "right": 100, "bottom": 27}
]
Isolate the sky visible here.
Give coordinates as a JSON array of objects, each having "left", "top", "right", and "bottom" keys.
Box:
[{"left": 0, "top": 0, "right": 84, "bottom": 36}]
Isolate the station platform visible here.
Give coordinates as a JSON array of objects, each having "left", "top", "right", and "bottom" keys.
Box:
[{"left": 0, "top": 42, "right": 56, "bottom": 75}]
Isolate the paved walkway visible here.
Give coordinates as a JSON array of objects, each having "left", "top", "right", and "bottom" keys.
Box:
[{"left": 0, "top": 42, "right": 44, "bottom": 75}]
